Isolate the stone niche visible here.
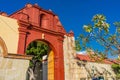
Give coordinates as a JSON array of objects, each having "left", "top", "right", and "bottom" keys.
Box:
[{"left": 0, "top": 55, "right": 31, "bottom": 80}]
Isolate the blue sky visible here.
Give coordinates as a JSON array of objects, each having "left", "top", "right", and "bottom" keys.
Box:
[
  {"left": 0, "top": 0, "right": 120, "bottom": 58},
  {"left": 1, "top": 0, "right": 120, "bottom": 36}
]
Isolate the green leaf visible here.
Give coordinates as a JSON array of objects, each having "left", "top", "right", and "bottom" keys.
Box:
[
  {"left": 83, "top": 25, "right": 92, "bottom": 33},
  {"left": 26, "top": 41, "right": 49, "bottom": 61}
]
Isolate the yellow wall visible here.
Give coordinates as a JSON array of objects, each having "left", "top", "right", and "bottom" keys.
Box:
[
  {"left": 48, "top": 50, "right": 54, "bottom": 80},
  {"left": 0, "top": 15, "right": 19, "bottom": 54}
]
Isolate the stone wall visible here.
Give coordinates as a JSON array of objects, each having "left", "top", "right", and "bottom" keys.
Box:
[
  {"left": 74, "top": 61, "right": 116, "bottom": 80},
  {"left": 0, "top": 57, "right": 29, "bottom": 80},
  {"left": 85, "top": 62, "right": 116, "bottom": 80},
  {"left": 63, "top": 35, "right": 77, "bottom": 80},
  {"left": 63, "top": 35, "right": 116, "bottom": 80}
]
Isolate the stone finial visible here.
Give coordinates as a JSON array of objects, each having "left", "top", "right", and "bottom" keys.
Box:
[
  {"left": 34, "top": 3, "right": 38, "bottom": 6},
  {"left": 0, "top": 12, "right": 8, "bottom": 16},
  {"left": 49, "top": 9, "right": 52, "bottom": 12},
  {"left": 68, "top": 30, "right": 74, "bottom": 36},
  {"left": 57, "top": 21, "right": 62, "bottom": 27},
  {"left": 25, "top": 3, "right": 32, "bottom": 8},
  {"left": 55, "top": 16, "right": 59, "bottom": 20},
  {"left": 33, "top": 3, "right": 41, "bottom": 9}
]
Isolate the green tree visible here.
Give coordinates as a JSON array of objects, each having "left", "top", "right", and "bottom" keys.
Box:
[
  {"left": 26, "top": 41, "right": 49, "bottom": 66},
  {"left": 76, "top": 14, "right": 120, "bottom": 59},
  {"left": 112, "top": 64, "right": 120, "bottom": 79}
]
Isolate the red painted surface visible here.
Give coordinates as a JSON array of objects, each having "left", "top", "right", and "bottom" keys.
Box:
[{"left": 10, "top": 3, "right": 66, "bottom": 80}]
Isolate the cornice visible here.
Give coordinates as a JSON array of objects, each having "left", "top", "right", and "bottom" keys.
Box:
[
  {"left": 9, "top": 4, "right": 56, "bottom": 17},
  {"left": 18, "top": 20, "right": 65, "bottom": 37},
  {"left": 32, "top": 4, "right": 56, "bottom": 16},
  {"left": 9, "top": 8, "right": 25, "bottom": 17},
  {"left": 31, "top": 25, "right": 65, "bottom": 37},
  {"left": 4, "top": 53, "right": 33, "bottom": 60}
]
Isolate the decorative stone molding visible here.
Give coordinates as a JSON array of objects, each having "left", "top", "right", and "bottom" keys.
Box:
[
  {"left": 0, "top": 37, "right": 32, "bottom": 60},
  {"left": 25, "top": 3, "right": 32, "bottom": 8},
  {"left": 5, "top": 54, "right": 33, "bottom": 60},
  {"left": 67, "top": 30, "right": 74, "bottom": 37}
]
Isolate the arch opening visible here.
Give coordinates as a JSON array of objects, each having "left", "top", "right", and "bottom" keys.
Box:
[{"left": 26, "top": 40, "right": 54, "bottom": 80}]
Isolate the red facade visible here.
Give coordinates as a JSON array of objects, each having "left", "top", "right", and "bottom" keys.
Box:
[{"left": 10, "top": 4, "right": 66, "bottom": 80}]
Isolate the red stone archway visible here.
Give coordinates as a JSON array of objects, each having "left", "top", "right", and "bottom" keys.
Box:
[{"left": 10, "top": 4, "right": 66, "bottom": 80}]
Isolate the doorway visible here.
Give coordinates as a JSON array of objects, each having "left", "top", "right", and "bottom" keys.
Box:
[{"left": 26, "top": 40, "right": 54, "bottom": 80}]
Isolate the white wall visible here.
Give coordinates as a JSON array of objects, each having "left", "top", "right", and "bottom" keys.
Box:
[{"left": 0, "top": 57, "right": 29, "bottom": 80}]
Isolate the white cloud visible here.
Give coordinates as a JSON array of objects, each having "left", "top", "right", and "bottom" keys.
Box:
[{"left": 76, "top": 51, "right": 86, "bottom": 54}]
